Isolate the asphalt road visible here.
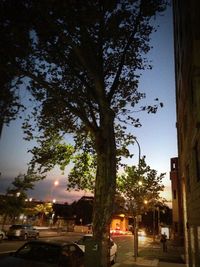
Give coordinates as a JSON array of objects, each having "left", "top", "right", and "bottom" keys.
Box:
[
  {"left": 0, "top": 231, "right": 153, "bottom": 264},
  {"left": 112, "top": 234, "right": 154, "bottom": 264}
]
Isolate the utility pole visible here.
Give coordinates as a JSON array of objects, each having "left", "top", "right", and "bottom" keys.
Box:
[{"left": 153, "top": 206, "right": 156, "bottom": 242}]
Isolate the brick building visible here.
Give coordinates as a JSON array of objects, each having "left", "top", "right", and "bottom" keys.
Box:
[{"left": 173, "top": 0, "right": 200, "bottom": 266}]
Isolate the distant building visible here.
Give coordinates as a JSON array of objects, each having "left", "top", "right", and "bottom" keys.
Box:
[
  {"left": 170, "top": 157, "right": 184, "bottom": 243},
  {"left": 110, "top": 213, "right": 129, "bottom": 233},
  {"left": 173, "top": 0, "right": 200, "bottom": 266}
]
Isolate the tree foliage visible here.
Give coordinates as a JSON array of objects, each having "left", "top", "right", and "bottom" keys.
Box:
[
  {"left": 28, "top": 132, "right": 75, "bottom": 173},
  {"left": 68, "top": 152, "right": 96, "bottom": 191},
  {"left": 1, "top": 0, "right": 167, "bottom": 153},
  {"left": 0, "top": 0, "right": 30, "bottom": 135}
]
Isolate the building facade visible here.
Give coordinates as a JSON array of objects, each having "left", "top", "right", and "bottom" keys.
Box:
[
  {"left": 170, "top": 157, "right": 184, "bottom": 244},
  {"left": 173, "top": 0, "right": 200, "bottom": 266}
]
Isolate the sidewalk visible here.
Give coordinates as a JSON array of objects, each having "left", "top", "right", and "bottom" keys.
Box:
[
  {"left": 115, "top": 258, "right": 186, "bottom": 267},
  {"left": 114, "top": 239, "right": 186, "bottom": 267}
]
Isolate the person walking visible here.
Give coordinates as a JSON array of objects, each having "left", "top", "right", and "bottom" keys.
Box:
[{"left": 160, "top": 233, "right": 167, "bottom": 252}]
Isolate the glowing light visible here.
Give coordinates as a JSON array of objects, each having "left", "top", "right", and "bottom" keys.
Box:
[{"left": 54, "top": 180, "right": 59, "bottom": 186}]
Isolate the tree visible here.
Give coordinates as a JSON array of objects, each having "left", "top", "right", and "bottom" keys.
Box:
[
  {"left": 1, "top": 1, "right": 168, "bottom": 266},
  {"left": 117, "top": 157, "right": 165, "bottom": 217},
  {"left": 34, "top": 202, "right": 53, "bottom": 226},
  {"left": 0, "top": 170, "right": 43, "bottom": 228},
  {"left": 117, "top": 157, "right": 165, "bottom": 258}
]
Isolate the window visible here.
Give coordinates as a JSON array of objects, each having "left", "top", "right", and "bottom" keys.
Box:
[{"left": 172, "top": 162, "right": 176, "bottom": 169}]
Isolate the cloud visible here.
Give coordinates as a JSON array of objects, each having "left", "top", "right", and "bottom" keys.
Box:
[{"left": 0, "top": 175, "right": 90, "bottom": 204}]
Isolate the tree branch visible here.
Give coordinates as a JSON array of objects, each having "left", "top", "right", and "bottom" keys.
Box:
[
  {"left": 21, "top": 69, "right": 98, "bottom": 133},
  {"left": 107, "top": 5, "right": 143, "bottom": 103}
]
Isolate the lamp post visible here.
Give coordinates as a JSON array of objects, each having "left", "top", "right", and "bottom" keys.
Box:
[
  {"left": 133, "top": 137, "right": 141, "bottom": 164},
  {"left": 157, "top": 206, "right": 160, "bottom": 236},
  {"left": 154, "top": 205, "right": 160, "bottom": 239},
  {"left": 153, "top": 205, "right": 156, "bottom": 242},
  {"left": 49, "top": 180, "right": 59, "bottom": 202},
  {"left": 133, "top": 136, "right": 141, "bottom": 262}
]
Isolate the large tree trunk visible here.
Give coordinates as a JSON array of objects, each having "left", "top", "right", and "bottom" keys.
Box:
[{"left": 92, "top": 110, "right": 117, "bottom": 267}]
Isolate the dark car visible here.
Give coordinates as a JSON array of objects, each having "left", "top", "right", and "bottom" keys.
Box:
[
  {"left": 0, "top": 240, "right": 84, "bottom": 267},
  {"left": 6, "top": 224, "right": 39, "bottom": 240},
  {"left": 76, "top": 234, "right": 117, "bottom": 264}
]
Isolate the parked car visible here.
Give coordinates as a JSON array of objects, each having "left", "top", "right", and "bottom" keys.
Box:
[
  {"left": 7, "top": 224, "right": 39, "bottom": 240},
  {"left": 76, "top": 233, "right": 117, "bottom": 264},
  {"left": 138, "top": 228, "right": 146, "bottom": 237},
  {"left": 0, "top": 240, "right": 84, "bottom": 267},
  {"left": 0, "top": 229, "right": 6, "bottom": 241},
  {"left": 110, "top": 227, "right": 123, "bottom": 235}
]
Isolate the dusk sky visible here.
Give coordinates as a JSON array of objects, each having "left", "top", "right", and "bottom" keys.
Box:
[{"left": 0, "top": 5, "right": 177, "bottom": 205}]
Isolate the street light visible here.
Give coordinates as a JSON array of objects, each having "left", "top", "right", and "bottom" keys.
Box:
[
  {"left": 48, "top": 180, "right": 59, "bottom": 202},
  {"left": 153, "top": 205, "right": 161, "bottom": 241},
  {"left": 54, "top": 180, "right": 59, "bottom": 187},
  {"left": 133, "top": 137, "right": 141, "bottom": 164},
  {"left": 133, "top": 136, "right": 141, "bottom": 262}
]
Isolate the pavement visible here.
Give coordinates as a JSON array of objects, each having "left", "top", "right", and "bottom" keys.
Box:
[
  {"left": 114, "top": 239, "right": 186, "bottom": 267},
  {"left": 38, "top": 229, "right": 186, "bottom": 267}
]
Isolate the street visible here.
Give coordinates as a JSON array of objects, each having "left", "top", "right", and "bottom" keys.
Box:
[
  {"left": 112, "top": 234, "right": 153, "bottom": 264},
  {"left": 0, "top": 231, "right": 154, "bottom": 264}
]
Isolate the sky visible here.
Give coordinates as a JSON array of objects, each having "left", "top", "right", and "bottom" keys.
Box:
[{"left": 0, "top": 5, "right": 177, "bottom": 205}]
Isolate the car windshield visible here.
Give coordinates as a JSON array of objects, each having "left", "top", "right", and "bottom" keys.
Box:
[
  {"left": 16, "top": 242, "right": 60, "bottom": 264},
  {"left": 77, "top": 236, "right": 92, "bottom": 245}
]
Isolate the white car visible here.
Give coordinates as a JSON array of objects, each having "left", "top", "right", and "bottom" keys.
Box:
[
  {"left": 76, "top": 234, "right": 117, "bottom": 264},
  {"left": 0, "top": 230, "right": 6, "bottom": 241},
  {"left": 7, "top": 224, "right": 39, "bottom": 240},
  {"left": 138, "top": 228, "right": 146, "bottom": 237}
]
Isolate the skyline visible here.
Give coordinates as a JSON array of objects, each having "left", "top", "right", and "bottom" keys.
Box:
[{"left": 0, "top": 5, "right": 177, "bottom": 205}]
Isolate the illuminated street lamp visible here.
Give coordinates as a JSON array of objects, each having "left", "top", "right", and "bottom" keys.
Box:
[
  {"left": 138, "top": 181, "right": 143, "bottom": 186},
  {"left": 54, "top": 180, "right": 59, "bottom": 187},
  {"left": 48, "top": 180, "right": 59, "bottom": 202}
]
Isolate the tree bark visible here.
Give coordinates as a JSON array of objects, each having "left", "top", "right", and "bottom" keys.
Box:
[{"left": 92, "top": 109, "right": 117, "bottom": 267}]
